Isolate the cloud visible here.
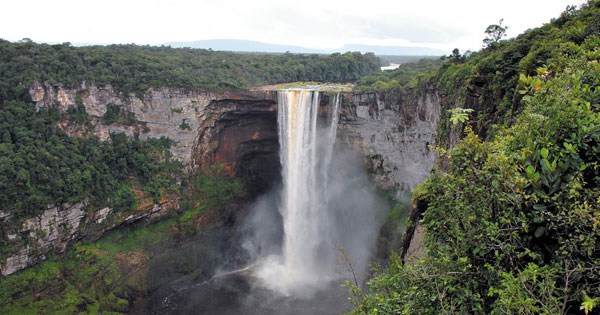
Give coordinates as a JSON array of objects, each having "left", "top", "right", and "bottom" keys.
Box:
[
  {"left": 347, "top": 15, "right": 466, "bottom": 43},
  {"left": 0, "top": 0, "right": 588, "bottom": 52},
  {"left": 232, "top": 5, "right": 464, "bottom": 49}
]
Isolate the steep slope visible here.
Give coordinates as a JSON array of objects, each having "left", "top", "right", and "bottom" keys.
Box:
[
  {"left": 0, "top": 43, "right": 382, "bottom": 278},
  {"left": 351, "top": 2, "right": 600, "bottom": 314}
]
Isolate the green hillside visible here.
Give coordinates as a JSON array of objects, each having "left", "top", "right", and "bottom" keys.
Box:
[{"left": 351, "top": 2, "right": 600, "bottom": 314}]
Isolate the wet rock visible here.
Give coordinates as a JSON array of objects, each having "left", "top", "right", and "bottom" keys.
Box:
[
  {"left": 2, "top": 246, "right": 35, "bottom": 276},
  {"left": 338, "top": 89, "right": 440, "bottom": 198}
]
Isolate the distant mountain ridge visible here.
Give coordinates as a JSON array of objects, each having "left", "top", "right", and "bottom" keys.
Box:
[
  {"left": 164, "top": 39, "right": 326, "bottom": 54},
  {"left": 164, "top": 39, "right": 446, "bottom": 56}
]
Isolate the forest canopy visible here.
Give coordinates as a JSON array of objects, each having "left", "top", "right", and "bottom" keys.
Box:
[
  {"left": 351, "top": 2, "right": 600, "bottom": 314},
  {"left": 0, "top": 100, "right": 182, "bottom": 222},
  {"left": 0, "top": 40, "right": 380, "bottom": 102}
]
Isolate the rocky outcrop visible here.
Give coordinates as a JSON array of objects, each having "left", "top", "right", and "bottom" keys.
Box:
[
  {"left": 0, "top": 82, "right": 280, "bottom": 276},
  {"left": 1, "top": 201, "right": 86, "bottom": 275},
  {"left": 400, "top": 200, "right": 428, "bottom": 263},
  {"left": 0, "top": 194, "right": 181, "bottom": 276},
  {"left": 29, "top": 81, "right": 275, "bottom": 165},
  {"left": 6, "top": 81, "right": 441, "bottom": 276},
  {"left": 337, "top": 88, "right": 440, "bottom": 199},
  {"left": 195, "top": 97, "right": 280, "bottom": 195}
]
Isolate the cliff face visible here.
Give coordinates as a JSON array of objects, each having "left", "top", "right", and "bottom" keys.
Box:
[
  {"left": 1, "top": 201, "right": 86, "bottom": 276},
  {"left": 29, "top": 81, "right": 277, "bottom": 165},
  {"left": 29, "top": 81, "right": 440, "bottom": 196},
  {"left": 0, "top": 82, "right": 278, "bottom": 276},
  {"left": 337, "top": 88, "right": 440, "bottom": 199},
  {"left": 0, "top": 198, "right": 174, "bottom": 276},
  {"left": 194, "top": 96, "right": 280, "bottom": 195},
  {"left": 2, "top": 82, "right": 441, "bottom": 276}
]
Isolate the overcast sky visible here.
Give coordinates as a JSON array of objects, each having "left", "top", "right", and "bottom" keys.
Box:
[{"left": 2, "top": 0, "right": 587, "bottom": 53}]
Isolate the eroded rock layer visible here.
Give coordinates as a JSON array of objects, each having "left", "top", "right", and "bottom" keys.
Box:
[
  {"left": 1, "top": 83, "right": 440, "bottom": 275},
  {"left": 337, "top": 89, "right": 440, "bottom": 199}
]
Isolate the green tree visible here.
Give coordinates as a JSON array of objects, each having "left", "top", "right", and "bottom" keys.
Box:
[
  {"left": 483, "top": 19, "right": 508, "bottom": 47},
  {"left": 350, "top": 3, "right": 600, "bottom": 310}
]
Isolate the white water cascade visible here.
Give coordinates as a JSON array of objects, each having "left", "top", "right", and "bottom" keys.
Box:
[{"left": 257, "top": 89, "right": 343, "bottom": 293}]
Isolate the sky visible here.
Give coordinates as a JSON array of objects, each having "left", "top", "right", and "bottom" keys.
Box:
[{"left": 1, "top": 0, "right": 588, "bottom": 54}]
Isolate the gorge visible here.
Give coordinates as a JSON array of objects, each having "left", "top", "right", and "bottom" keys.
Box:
[
  {"left": 147, "top": 88, "right": 389, "bottom": 314},
  {"left": 1, "top": 81, "right": 439, "bottom": 278},
  {"left": 3, "top": 3, "right": 600, "bottom": 313},
  {"left": 0, "top": 77, "right": 439, "bottom": 314}
]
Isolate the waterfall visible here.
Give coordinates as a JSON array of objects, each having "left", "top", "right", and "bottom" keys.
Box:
[{"left": 258, "top": 89, "right": 342, "bottom": 293}]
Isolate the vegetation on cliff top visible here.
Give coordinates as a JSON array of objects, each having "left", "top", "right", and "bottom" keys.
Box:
[
  {"left": 274, "top": 81, "right": 354, "bottom": 91},
  {"left": 0, "top": 40, "right": 380, "bottom": 100},
  {"left": 433, "top": 1, "right": 600, "bottom": 145},
  {"left": 355, "top": 1, "right": 600, "bottom": 147},
  {"left": 351, "top": 2, "right": 600, "bottom": 314},
  {"left": 355, "top": 58, "right": 444, "bottom": 91}
]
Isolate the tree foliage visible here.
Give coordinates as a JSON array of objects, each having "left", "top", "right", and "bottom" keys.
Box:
[
  {"left": 351, "top": 2, "right": 600, "bottom": 313},
  {"left": 354, "top": 51, "right": 476, "bottom": 94},
  {"left": 432, "top": 2, "right": 600, "bottom": 145},
  {"left": 0, "top": 100, "right": 182, "bottom": 224},
  {"left": 0, "top": 244, "right": 129, "bottom": 314},
  {"left": 0, "top": 40, "right": 380, "bottom": 101},
  {"left": 483, "top": 19, "right": 508, "bottom": 48},
  {"left": 448, "top": 108, "right": 474, "bottom": 125},
  {"left": 355, "top": 58, "right": 444, "bottom": 91}
]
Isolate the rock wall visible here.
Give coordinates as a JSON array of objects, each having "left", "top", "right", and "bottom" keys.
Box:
[
  {"left": 0, "top": 82, "right": 278, "bottom": 276},
  {"left": 337, "top": 88, "right": 440, "bottom": 199},
  {"left": 1, "top": 201, "right": 85, "bottom": 275},
  {"left": 0, "top": 193, "right": 178, "bottom": 276},
  {"left": 195, "top": 97, "right": 280, "bottom": 195},
  {"left": 400, "top": 199, "right": 428, "bottom": 263},
  {"left": 29, "top": 81, "right": 275, "bottom": 165},
  {"left": 3, "top": 82, "right": 442, "bottom": 276}
]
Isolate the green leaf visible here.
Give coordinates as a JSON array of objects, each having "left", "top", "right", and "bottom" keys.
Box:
[
  {"left": 519, "top": 73, "right": 528, "bottom": 84},
  {"left": 543, "top": 159, "right": 553, "bottom": 172},
  {"left": 581, "top": 293, "right": 600, "bottom": 315},
  {"left": 540, "top": 148, "right": 549, "bottom": 159},
  {"left": 491, "top": 180, "right": 500, "bottom": 190},
  {"left": 526, "top": 165, "right": 536, "bottom": 178},
  {"left": 534, "top": 226, "right": 545, "bottom": 238}
]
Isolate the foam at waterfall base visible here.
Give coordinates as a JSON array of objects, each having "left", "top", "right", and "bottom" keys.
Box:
[
  {"left": 254, "top": 254, "right": 338, "bottom": 297},
  {"left": 243, "top": 89, "right": 387, "bottom": 297}
]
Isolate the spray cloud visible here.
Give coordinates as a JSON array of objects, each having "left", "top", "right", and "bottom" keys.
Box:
[{"left": 244, "top": 89, "right": 387, "bottom": 296}]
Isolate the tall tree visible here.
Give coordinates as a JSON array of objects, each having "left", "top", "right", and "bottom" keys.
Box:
[{"left": 483, "top": 19, "right": 508, "bottom": 47}]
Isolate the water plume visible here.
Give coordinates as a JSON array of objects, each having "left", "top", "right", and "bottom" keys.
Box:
[{"left": 253, "top": 89, "right": 385, "bottom": 295}]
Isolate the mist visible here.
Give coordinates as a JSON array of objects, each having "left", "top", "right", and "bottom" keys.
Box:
[
  {"left": 149, "top": 91, "right": 390, "bottom": 314},
  {"left": 242, "top": 91, "right": 389, "bottom": 298}
]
